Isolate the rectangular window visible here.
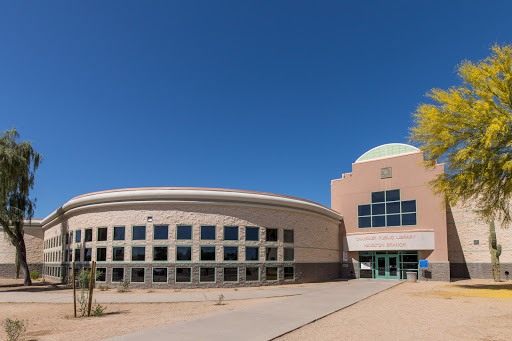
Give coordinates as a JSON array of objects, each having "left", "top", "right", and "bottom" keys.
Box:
[
  {"left": 372, "top": 191, "right": 385, "bottom": 203},
  {"left": 176, "top": 246, "right": 192, "bottom": 261},
  {"left": 75, "top": 230, "right": 81, "bottom": 243},
  {"left": 65, "top": 233, "right": 69, "bottom": 244},
  {"left": 153, "top": 268, "right": 168, "bottom": 283},
  {"left": 284, "top": 266, "right": 294, "bottom": 280},
  {"left": 223, "top": 246, "right": 238, "bottom": 261},
  {"left": 200, "top": 246, "right": 216, "bottom": 261},
  {"left": 114, "top": 226, "right": 125, "bottom": 241},
  {"left": 177, "top": 225, "right": 192, "bottom": 240},
  {"left": 131, "top": 247, "right": 146, "bottom": 261},
  {"left": 131, "top": 268, "right": 145, "bottom": 283},
  {"left": 153, "top": 246, "right": 168, "bottom": 261},
  {"left": 245, "top": 247, "right": 259, "bottom": 261},
  {"left": 112, "top": 268, "right": 124, "bottom": 282},
  {"left": 176, "top": 268, "right": 191, "bottom": 282},
  {"left": 358, "top": 190, "right": 417, "bottom": 228},
  {"left": 224, "top": 226, "right": 238, "bottom": 241},
  {"left": 96, "top": 247, "right": 107, "bottom": 262},
  {"left": 70, "top": 233, "right": 73, "bottom": 244},
  {"left": 97, "top": 227, "right": 107, "bottom": 241},
  {"left": 246, "top": 267, "right": 259, "bottom": 281},
  {"left": 245, "top": 227, "right": 259, "bottom": 241},
  {"left": 85, "top": 228, "right": 92, "bottom": 242},
  {"left": 265, "top": 247, "right": 278, "bottom": 261},
  {"left": 224, "top": 267, "right": 238, "bottom": 282},
  {"left": 132, "top": 226, "right": 146, "bottom": 241},
  {"left": 201, "top": 225, "right": 216, "bottom": 240},
  {"left": 283, "top": 229, "right": 294, "bottom": 243},
  {"left": 74, "top": 249, "right": 81, "bottom": 262},
  {"left": 266, "top": 267, "right": 278, "bottom": 281},
  {"left": 96, "top": 267, "right": 106, "bottom": 282},
  {"left": 113, "top": 247, "right": 125, "bottom": 261},
  {"left": 153, "top": 225, "right": 168, "bottom": 240},
  {"left": 68, "top": 250, "right": 73, "bottom": 262},
  {"left": 266, "top": 228, "right": 278, "bottom": 242},
  {"left": 200, "top": 267, "right": 215, "bottom": 282},
  {"left": 284, "top": 248, "right": 294, "bottom": 261}
]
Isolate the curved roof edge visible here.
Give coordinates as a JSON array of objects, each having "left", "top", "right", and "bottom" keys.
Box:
[
  {"left": 41, "top": 187, "right": 343, "bottom": 227},
  {"left": 355, "top": 143, "right": 420, "bottom": 163}
]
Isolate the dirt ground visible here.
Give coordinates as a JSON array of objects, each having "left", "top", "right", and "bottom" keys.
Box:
[{"left": 277, "top": 279, "right": 512, "bottom": 341}]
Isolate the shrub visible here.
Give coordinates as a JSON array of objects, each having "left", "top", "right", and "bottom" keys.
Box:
[
  {"left": 30, "top": 269, "right": 40, "bottom": 280},
  {"left": 117, "top": 279, "right": 130, "bottom": 293},
  {"left": 99, "top": 285, "right": 110, "bottom": 291},
  {"left": 2, "top": 318, "right": 26, "bottom": 341},
  {"left": 91, "top": 301, "right": 107, "bottom": 317},
  {"left": 216, "top": 293, "right": 225, "bottom": 305}
]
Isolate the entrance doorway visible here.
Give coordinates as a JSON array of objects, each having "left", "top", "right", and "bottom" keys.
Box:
[
  {"left": 358, "top": 251, "right": 418, "bottom": 279},
  {"left": 375, "top": 254, "right": 399, "bottom": 279}
]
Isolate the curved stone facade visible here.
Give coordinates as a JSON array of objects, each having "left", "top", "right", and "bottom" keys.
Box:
[{"left": 42, "top": 188, "right": 342, "bottom": 288}]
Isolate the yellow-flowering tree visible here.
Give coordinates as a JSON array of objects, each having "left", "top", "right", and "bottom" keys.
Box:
[{"left": 410, "top": 44, "right": 512, "bottom": 227}]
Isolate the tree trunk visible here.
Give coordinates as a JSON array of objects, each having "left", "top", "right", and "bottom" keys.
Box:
[
  {"left": 14, "top": 227, "right": 32, "bottom": 286},
  {"left": 15, "top": 248, "right": 20, "bottom": 279}
]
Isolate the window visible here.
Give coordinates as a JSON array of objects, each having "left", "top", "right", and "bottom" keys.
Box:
[
  {"left": 266, "top": 247, "right": 278, "bottom": 261},
  {"left": 224, "top": 226, "right": 238, "bottom": 241},
  {"left": 113, "top": 247, "right": 125, "bottom": 261},
  {"left": 176, "top": 268, "right": 191, "bottom": 282},
  {"left": 358, "top": 190, "right": 417, "bottom": 228},
  {"left": 246, "top": 267, "right": 259, "bottom": 281},
  {"left": 245, "top": 227, "right": 259, "bottom": 241},
  {"left": 224, "top": 267, "right": 238, "bottom": 282},
  {"left": 177, "top": 225, "right": 192, "bottom": 240},
  {"left": 200, "top": 267, "right": 215, "bottom": 282},
  {"left": 284, "top": 248, "right": 294, "bottom": 261},
  {"left": 284, "top": 267, "right": 294, "bottom": 280},
  {"left": 200, "top": 246, "right": 216, "bottom": 261},
  {"left": 65, "top": 233, "right": 69, "bottom": 244},
  {"left": 266, "top": 228, "right": 278, "bottom": 242},
  {"left": 131, "top": 268, "right": 145, "bottom": 282},
  {"left": 85, "top": 229, "right": 92, "bottom": 242},
  {"left": 132, "top": 226, "right": 146, "bottom": 241},
  {"left": 283, "top": 229, "right": 294, "bottom": 243},
  {"left": 223, "top": 246, "right": 238, "bottom": 261},
  {"left": 176, "top": 246, "right": 192, "bottom": 261},
  {"left": 96, "top": 247, "right": 107, "bottom": 262},
  {"left": 68, "top": 250, "right": 73, "bottom": 262},
  {"left": 74, "top": 249, "right": 81, "bottom": 262},
  {"left": 75, "top": 230, "right": 81, "bottom": 243},
  {"left": 96, "top": 268, "right": 106, "bottom": 282},
  {"left": 153, "top": 225, "right": 168, "bottom": 240},
  {"left": 266, "top": 267, "right": 278, "bottom": 281},
  {"left": 201, "top": 225, "right": 216, "bottom": 240},
  {"left": 97, "top": 227, "right": 107, "bottom": 241},
  {"left": 112, "top": 268, "right": 124, "bottom": 282},
  {"left": 153, "top": 246, "right": 168, "bottom": 261},
  {"left": 153, "top": 268, "right": 168, "bottom": 283},
  {"left": 245, "top": 247, "right": 259, "bottom": 261},
  {"left": 132, "top": 247, "right": 146, "bottom": 261},
  {"left": 70, "top": 233, "right": 73, "bottom": 244},
  {"left": 114, "top": 226, "right": 125, "bottom": 241}
]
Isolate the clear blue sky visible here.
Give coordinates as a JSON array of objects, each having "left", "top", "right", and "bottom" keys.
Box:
[{"left": 1, "top": 1, "right": 511, "bottom": 218}]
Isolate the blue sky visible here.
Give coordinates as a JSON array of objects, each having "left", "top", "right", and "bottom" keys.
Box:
[{"left": 1, "top": 1, "right": 511, "bottom": 218}]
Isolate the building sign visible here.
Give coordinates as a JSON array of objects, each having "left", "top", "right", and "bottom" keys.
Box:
[
  {"left": 380, "top": 167, "right": 392, "bottom": 179},
  {"left": 361, "top": 262, "right": 372, "bottom": 270},
  {"left": 346, "top": 231, "right": 435, "bottom": 251},
  {"left": 342, "top": 251, "right": 348, "bottom": 262},
  {"left": 419, "top": 260, "right": 428, "bottom": 268}
]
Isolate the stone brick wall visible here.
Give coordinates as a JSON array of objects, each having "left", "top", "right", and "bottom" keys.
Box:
[{"left": 0, "top": 226, "right": 44, "bottom": 278}]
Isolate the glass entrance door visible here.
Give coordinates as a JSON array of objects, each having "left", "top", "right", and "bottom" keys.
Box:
[{"left": 375, "top": 255, "right": 399, "bottom": 279}]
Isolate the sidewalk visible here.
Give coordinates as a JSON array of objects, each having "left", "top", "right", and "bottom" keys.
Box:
[{"left": 106, "top": 280, "right": 401, "bottom": 341}]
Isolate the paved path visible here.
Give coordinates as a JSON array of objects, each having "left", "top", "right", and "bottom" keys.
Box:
[{"left": 107, "top": 280, "right": 401, "bottom": 341}]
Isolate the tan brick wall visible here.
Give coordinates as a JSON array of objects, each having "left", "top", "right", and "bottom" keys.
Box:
[{"left": 0, "top": 227, "right": 44, "bottom": 264}]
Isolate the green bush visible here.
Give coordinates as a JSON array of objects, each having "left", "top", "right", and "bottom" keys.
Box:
[
  {"left": 2, "top": 318, "right": 26, "bottom": 341},
  {"left": 91, "top": 301, "right": 107, "bottom": 317},
  {"left": 30, "top": 269, "right": 40, "bottom": 280}
]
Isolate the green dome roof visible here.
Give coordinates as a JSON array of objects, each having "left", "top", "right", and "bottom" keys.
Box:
[{"left": 355, "top": 143, "right": 420, "bottom": 162}]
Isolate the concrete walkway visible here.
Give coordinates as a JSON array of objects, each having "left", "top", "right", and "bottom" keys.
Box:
[{"left": 107, "top": 280, "right": 401, "bottom": 341}]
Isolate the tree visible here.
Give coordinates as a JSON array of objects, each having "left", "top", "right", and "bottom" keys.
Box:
[
  {"left": 0, "top": 127, "right": 42, "bottom": 286},
  {"left": 410, "top": 43, "right": 512, "bottom": 227}
]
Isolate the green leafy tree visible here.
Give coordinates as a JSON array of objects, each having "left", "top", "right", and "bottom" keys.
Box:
[
  {"left": 0, "top": 127, "right": 42, "bottom": 286},
  {"left": 410, "top": 43, "right": 512, "bottom": 226}
]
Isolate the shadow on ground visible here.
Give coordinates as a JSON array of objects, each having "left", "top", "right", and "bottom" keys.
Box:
[{"left": 452, "top": 283, "right": 512, "bottom": 290}]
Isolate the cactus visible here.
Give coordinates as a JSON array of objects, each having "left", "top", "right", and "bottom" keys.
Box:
[{"left": 489, "top": 221, "right": 502, "bottom": 282}]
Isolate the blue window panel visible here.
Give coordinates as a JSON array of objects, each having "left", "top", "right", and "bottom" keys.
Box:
[
  {"left": 153, "top": 225, "right": 168, "bottom": 240},
  {"left": 224, "top": 226, "right": 239, "bottom": 240},
  {"left": 245, "top": 227, "right": 259, "bottom": 241},
  {"left": 371, "top": 191, "right": 385, "bottom": 203},
  {"left": 386, "top": 214, "right": 401, "bottom": 226},
  {"left": 372, "top": 215, "right": 386, "bottom": 227},
  {"left": 201, "top": 226, "right": 216, "bottom": 240},
  {"left": 223, "top": 246, "right": 238, "bottom": 261},
  {"left": 114, "top": 226, "right": 125, "bottom": 241},
  {"left": 386, "top": 202, "right": 400, "bottom": 214},
  {"left": 176, "top": 246, "right": 191, "bottom": 261},
  {"left": 200, "top": 246, "right": 216, "bottom": 261},
  {"left": 401, "top": 200, "right": 416, "bottom": 213},
  {"left": 358, "top": 204, "right": 371, "bottom": 216},
  {"left": 402, "top": 213, "right": 417, "bottom": 226},
  {"left": 359, "top": 216, "right": 372, "bottom": 228},
  {"left": 132, "top": 226, "right": 146, "bottom": 241},
  {"left": 386, "top": 190, "right": 400, "bottom": 202},
  {"left": 372, "top": 203, "right": 385, "bottom": 215},
  {"left": 177, "top": 226, "right": 192, "bottom": 240},
  {"left": 245, "top": 247, "right": 259, "bottom": 261},
  {"left": 132, "top": 247, "right": 146, "bottom": 261},
  {"left": 75, "top": 230, "right": 81, "bottom": 243}
]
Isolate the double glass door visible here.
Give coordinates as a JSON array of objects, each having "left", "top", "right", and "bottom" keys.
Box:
[{"left": 376, "top": 254, "right": 399, "bottom": 279}]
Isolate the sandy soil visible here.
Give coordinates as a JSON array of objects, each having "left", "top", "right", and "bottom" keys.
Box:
[{"left": 277, "top": 279, "right": 512, "bottom": 341}]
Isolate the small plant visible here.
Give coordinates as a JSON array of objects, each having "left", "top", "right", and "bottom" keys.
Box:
[
  {"left": 216, "top": 293, "right": 225, "bottom": 305},
  {"left": 91, "top": 301, "right": 107, "bottom": 317},
  {"left": 30, "top": 269, "right": 40, "bottom": 280},
  {"left": 2, "top": 318, "right": 26, "bottom": 341},
  {"left": 99, "top": 285, "right": 110, "bottom": 291},
  {"left": 117, "top": 279, "right": 130, "bottom": 293}
]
